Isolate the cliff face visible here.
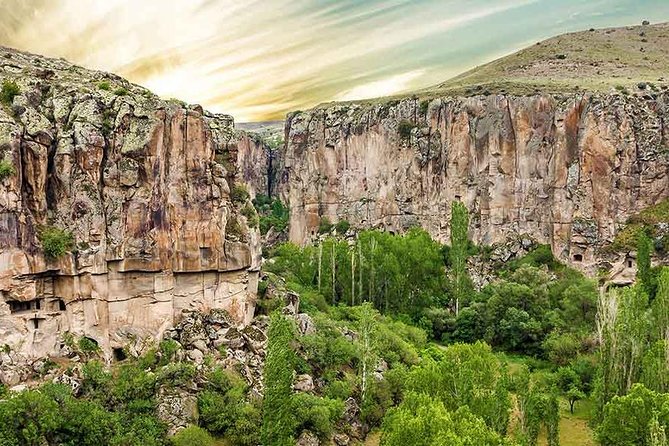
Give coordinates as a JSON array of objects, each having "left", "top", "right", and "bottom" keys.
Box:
[
  {"left": 280, "top": 92, "right": 669, "bottom": 271},
  {"left": 0, "top": 48, "right": 260, "bottom": 359}
]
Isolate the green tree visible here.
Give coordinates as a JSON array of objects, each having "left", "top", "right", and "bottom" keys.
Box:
[
  {"left": 406, "top": 341, "right": 511, "bottom": 433},
  {"left": 261, "top": 312, "right": 295, "bottom": 446},
  {"left": 381, "top": 392, "right": 514, "bottom": 446},
  {"left": 637, "top": 231, "right": 655, "bottom": 299},
  {"left": 171, "top": 426, "right": 214, "bottom": 446},
  {"left": 597, "top": 384, "right": 669, "bottom": 446},
  {"left": 450, "top": 200, "right": 470, "bottom": 316}
]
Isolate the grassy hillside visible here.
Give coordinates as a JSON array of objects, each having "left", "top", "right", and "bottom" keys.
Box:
[{"left": 423, "top": 22, "right": 669, "bottom": 96}]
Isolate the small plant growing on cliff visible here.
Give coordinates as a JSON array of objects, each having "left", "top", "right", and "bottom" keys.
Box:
[
  {"left": 397, "top": 119, "right": 415, "bottom": 140},
  {"left": 77, "top": 336, "right": 100, "bottom": 354},
  {"left": 318, "top": 216, "right": 334, "bottom": 234},
  {"left": 230, "top": 183, "right": 250, "bottom": 204},
  {"left": 226, "top": 216, "right": 246, "bottom": 240},
  {"left": 113, "top": 87, "right": 129, "bottom": 96},
  {"left": 97, "top": 81, "right": 111, "bottom": 91},
  {"left": 335, "top": 220, "right": 351, "bottom": 234},
  {"left": 241, "top": 204, "right": 259, "bottom": 228},
  {"left": 0, "top": 159, "right": 15, "bottom": 180},
  {"left": 38, "top": 226, "right": 74, "bottom": 259},
  {"left": 0, "top": 80, "right": 20, "bottom": 106}
]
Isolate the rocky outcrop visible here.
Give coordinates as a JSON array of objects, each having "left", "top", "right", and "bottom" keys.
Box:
[
  {"left": 235, "top": 131, "right": 283, "bottom": 199},
  {"left": 279, "top": 92, "right": 669, "bottom": 272},
  {"left": 0, "top": 47, "right": 260, "bottom": 360}
]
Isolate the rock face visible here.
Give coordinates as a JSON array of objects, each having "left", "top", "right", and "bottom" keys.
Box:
[
  {"left": 0, "top": 47, "right": 260, "bottom": 360},
  {"left": 235, "top": 131, "right": 283, "bottom": 199},
  {"left": 279, "top": 93, "right": 669, "bottom": 271}
]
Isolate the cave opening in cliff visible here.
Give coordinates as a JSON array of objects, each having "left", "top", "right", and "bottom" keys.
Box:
[
  {"left": 113, "top": 347, "right": 127, "bottom": 362},
  {"left": 628, "top": 259, "right": 633, "bottom": 268},
  {"left": 8, "top": 299, "right": 42, "bottom": 313},
  {"left": 573, "top": 253, "right": 583, "bottom": 262},
  {"left": 58, "top": 299, "right": 66, "bottom": 311},
  {"left": 30, "top": 318, "right": 43, "bottom": 330}
]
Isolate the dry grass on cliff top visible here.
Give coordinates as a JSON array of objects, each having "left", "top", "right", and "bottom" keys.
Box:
[{"left": 423, "top": 22, "right": 669, "bottom": 97}]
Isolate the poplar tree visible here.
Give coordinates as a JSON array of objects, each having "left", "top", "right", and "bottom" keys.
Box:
[
  {"left": 261, "top": 312, "right": 295, "bottom": 446},
  {"left": 450, "top": 200, "right": 470, "bottom": 316},
  {"left": 637, "top": 230, "right": 655, "bottom": 299}
]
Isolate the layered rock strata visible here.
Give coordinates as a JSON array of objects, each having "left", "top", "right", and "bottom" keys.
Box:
[
  {"left": 279, "top": 93, "right": 669, "bottom": 272},
  {"left": 0, "top": 47, "right": 260, "bottom": 360}
]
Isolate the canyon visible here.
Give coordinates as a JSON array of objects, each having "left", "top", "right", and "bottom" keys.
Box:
[{"left": 2, "top": 22, "right": 669, "bottom": 364}]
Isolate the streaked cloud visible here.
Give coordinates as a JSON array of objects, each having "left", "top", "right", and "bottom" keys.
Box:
[{"left": 0, "top": 0, "right": 668, "bottom": 121}]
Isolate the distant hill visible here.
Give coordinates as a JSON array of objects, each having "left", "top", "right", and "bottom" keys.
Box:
[{"left": 422, "top": 21, "right": 669, "bottom": 96}]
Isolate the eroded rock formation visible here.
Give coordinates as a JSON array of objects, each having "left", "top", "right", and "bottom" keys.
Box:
[
  {"left": 0, "top": 47, "right": 260, "bottom": 360},
  {"left": 279, "top": 93, "right": 669, "bottom": 272}
]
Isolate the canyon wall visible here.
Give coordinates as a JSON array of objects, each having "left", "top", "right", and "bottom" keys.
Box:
[
  {"left": 0, "top": 47, "right": 260, "bottom": 360},
  {"left": 279, "top": 93, "right": 669, "bottom": 272}
]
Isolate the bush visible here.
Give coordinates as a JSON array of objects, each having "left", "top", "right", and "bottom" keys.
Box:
[
  {"left": 334, "top": 220, "right": 350, "bottom": 234},
  {"left": 114, "top": 87, "right": 129, "bottom": 96},
  {"left": 39, "top": 226, "right": 74, "bottom": 259},
  {"left": 397, "top": 119, "right": 415, "bottom": 140},
  {"left": 156, "top": 362, "right": 196, "bottom": 388},
  {"left": 171, "top": 426, "right": 214, "bottom": 446},
  {"left": 0, "top": 159, "right": 15, "bottom": 180},
  {"left": 0, "top": 80, "right": 20, "bottom": 106},
  {"left": 97, "top": 81, "right": 111, "bottom": 91},
  {"left": 230, "top": 184, "right": 250, "bottom": 203},
  {"left": 241, "top": 204, "right": 259, "bottom": 228},
  {"left": 225, "top": 216, "right": 245, "bottom": 240},
  {"left": 253, "top": 196, "right": 289, "bottom": 235},
  {"left": 318, "top": 216, "right": 333, "bottom": 234},
  {"left": 292, "top": 393, "right": 344, "bottom": 439},
  {"left": 78, "top": 336, "right": 100, "bottom": 354}
]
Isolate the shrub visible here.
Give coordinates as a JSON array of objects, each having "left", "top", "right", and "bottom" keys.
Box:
[
  {"left": 78, "top": 336, "right": 100, "bottom": 354},
  {"left": 225, "top": 216, "right": 245, "bottom": 240},
  {"left": 292, "top": 393, "right": 344, "bottom": 439},
  {"left": 334, "top": 220, "right": 350, "bottom": 234},
  {"left": 397, "top": 119, "right": 415, "bottom": 140},
  {"left": 0, "top": 80, "right": 20, "bottom": 106},
  {"left": 114, "top": 87, "right": 129, "bottom": 96},
  {"left": 158, "top": 339, "right": 181, "bottom": 365},
  {"left": 254, "top": 196, "right": 289, "bottom": 235},
  {"left": 318, "top": 216, "right": 333, "bottom": 234},
  {"left": 97, "top": 81, "right": 111, "bottom": 91},
  {"left": 231, "top": 184, "right": 250, "bottom": 203},
  {"left": 156, "top": 362, "right": 196, "bottom": 388},
  {"left": 0, "top": 159, "right": 15, "bottom": 180},
  {"left": 241, "top": 204, "right": 259, "bottom": 228},
  {"left": 171, "top": 426, "right": 214, "bottom": 446},
  {"left": 39, "top": 226, "right": 74, "bottom": 259}
]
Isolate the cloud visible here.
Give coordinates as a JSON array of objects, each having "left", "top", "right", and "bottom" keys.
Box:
[
  {"left": 0, "top": 0, "right": 664, "bottom": 121},
  {"left": 334, "top": 70, "right": 426, "bottom": 101}
]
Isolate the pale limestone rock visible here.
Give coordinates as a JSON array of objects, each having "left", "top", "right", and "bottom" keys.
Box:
[
  {"left": 278, "top": 94, "right": 669, "bottom": 274},
  {"left": 0, "top": 47, "right": 260, "bottom": 361}
]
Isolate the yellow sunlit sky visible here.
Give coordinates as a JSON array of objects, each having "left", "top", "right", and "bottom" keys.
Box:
[{"left": 1, "top": 0, "right": 668, "bottom": 121}]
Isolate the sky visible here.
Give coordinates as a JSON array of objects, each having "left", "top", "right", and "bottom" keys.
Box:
[{"left": 0, "top": 1, "right": 668, "bottom": 121}]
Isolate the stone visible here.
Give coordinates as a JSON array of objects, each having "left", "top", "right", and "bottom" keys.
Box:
[
  {"left": 294, "top": 373, "right": 314, "bottom": 392},
  {"left": 156, "top": 388, "right": 199, "bottom": 436},
  {"left": 295, "top": 313, "right": 316, "bottom": 336},
  {"left": 187, "top": 349, "right": 204, "bottom": 364},
  {"left": 297, "top": 431, "right": 320, "bottom": 446},
  {"left": 333, "top": 433, "right": 350, "bottom": 446}
]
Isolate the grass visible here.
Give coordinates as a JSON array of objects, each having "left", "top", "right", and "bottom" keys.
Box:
[
  {"left": 538, "top": 398, "right": 595, "bottom": 446},
  {"left": 0, "top": 80, "right": 20, "bottom": 106},
  {"left": 605, "top": 198, "right": 669, "bottom": 252}
]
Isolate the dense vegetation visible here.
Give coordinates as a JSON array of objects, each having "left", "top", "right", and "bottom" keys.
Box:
[{"left": 2, "top": 201, "right": 668, "bottom": 445}]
